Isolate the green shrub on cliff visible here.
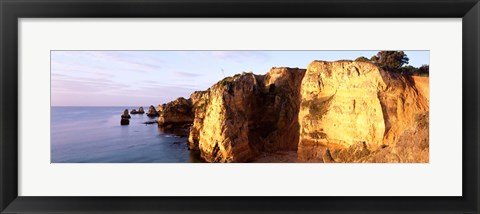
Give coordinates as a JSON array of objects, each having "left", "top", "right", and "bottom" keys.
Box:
[
  {"left": 370, "top": 51, "right": 409, "bottom": 70},
  {"left": 369, "top": 51, "right": 429, "bottom": 76}
]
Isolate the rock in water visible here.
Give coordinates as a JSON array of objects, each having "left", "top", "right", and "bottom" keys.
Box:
[
  {"left": 157, "top": 97, "right": 194, "bottom": 126},
  {"left": 120, "top": 118, "right": 130, "bottom": 125},
  {"left": 121, "top": 109, "right": 130, "bottom": 125},
  {"left": 146, "top": 105, "right": 159, "bottom": 117},
  {"left": 131, "top": 107, "right": 145, "bottom": 114},
  {"left": 121, "top": 109, "right": 131, "bottom": 119}
]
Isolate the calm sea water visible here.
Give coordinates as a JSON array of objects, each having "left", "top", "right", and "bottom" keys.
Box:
[{"left": 51, "top": 107, "right": 203, "bottom": 163}]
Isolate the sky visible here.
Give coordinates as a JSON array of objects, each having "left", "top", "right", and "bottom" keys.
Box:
[{"left": 51, "top": 51, "right": 429, "bottom": 106}]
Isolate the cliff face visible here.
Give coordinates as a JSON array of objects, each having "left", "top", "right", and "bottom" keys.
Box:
[
  {"left": 298, "top": 61, "right": 387, "bottom": 161},
  {"left": 377, "top": 72, "right": 429, "bottom": 148},
  {"left": 250, "top": 68, "right": 306, "bottom": 152},
  {"left": 165, "top": 60, "right": 428, "bottom": 163},
  {"left": 188, "top": 90, "right": 210, "bottom": 151},
  {"left": 157, "top": 97, "right": 194, "bottom": 126},
  {"left": 188, "top": 68, "right": 306, "bottom": 162},
  {"left": 193, "top": 73, "right": 260, "bottom": 162},
  {"left": 362, "top": 112, "right": 429, "bottom": 163},
  {"left": 297, "top": 61, "right": 429, "bottom": 162}
]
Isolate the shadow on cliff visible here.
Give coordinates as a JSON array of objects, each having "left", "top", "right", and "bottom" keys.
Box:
[{"left": 247, "top": 68, "right": 306, "bottom": 157}]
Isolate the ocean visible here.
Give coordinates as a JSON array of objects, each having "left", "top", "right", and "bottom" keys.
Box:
[{"left": 51, "top": 106, "right": 203, "bottom": 163}]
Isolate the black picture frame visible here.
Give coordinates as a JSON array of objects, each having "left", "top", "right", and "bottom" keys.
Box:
[{"left": 1, "top": 0, "right": 479, "bottom": 213}]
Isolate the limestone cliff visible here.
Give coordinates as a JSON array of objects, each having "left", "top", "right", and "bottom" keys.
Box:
[
  {"left": 298, "top": 61, "right": 387, "bottom": 162},
  {"left": 297, "top": 61, "right": 429, "bottom": 162},
  {"left": 188, "top": 68, "right": 306, "bottom": 162},
  {"left": 192, "top": 73, "right": 260, "bottom": 162},
  {"left": 161, "top": 60, "right": 428, "bottom": 163},
  {"left": 157, "top": 97, "right": 194, "bottom": 126},
  {"left": 361, "top": 112, "right": 429, "bottom": 163},
  {"left": 188, "top": 90, "right": 210, "bottom": 151},
  {"left": 250, "top": 67, "right": 306, "bottom": 152}
]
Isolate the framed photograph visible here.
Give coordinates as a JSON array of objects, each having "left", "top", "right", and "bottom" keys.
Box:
[{"left": 1, "top": 0, "right": 479, "bottom": 213}]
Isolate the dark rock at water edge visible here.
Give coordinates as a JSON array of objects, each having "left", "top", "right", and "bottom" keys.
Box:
[
  {"left": 131, "top": 107, "right": 145, "bottom": 114},
  {"left": 157, "top": 104, "right": 166, "bottom": 112},
  {"left": 121, "top": 109, "right": 131, "bottom": 119},
  {"left": 143, "top": 121, "right": 158, "bottom": 125},
  {"left": 157, "top": 97, "right": 194, "bottom": 126},
  {"left": 146, "top": 105, "right": 159, "bottom": 117},
  {"left": 120, "top": 118, "right": 130, "bottom": 125},
  {"left": 121, "top": 109, "right": 131, "bottom": 125}
]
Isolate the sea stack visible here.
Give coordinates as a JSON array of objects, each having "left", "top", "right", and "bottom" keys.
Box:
[
  {"left": 131, "top": 107, "right": 145, "bottom": 114},
  {"left": 146, "top": 105, "right": 159, "bottom": 117},
  {"left": 121, "top": 109, "right": 131, "bottom": 125}
]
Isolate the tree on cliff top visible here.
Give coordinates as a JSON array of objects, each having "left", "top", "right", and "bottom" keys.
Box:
[
  {"left": 370, "top": 51, "right": 409, "bottom": 71},
  {"left": 419, "top": 64, "right": 429, "bottom": 74},
  {"left": 369, "top": 51, "right": 428, "bottom": 76}
]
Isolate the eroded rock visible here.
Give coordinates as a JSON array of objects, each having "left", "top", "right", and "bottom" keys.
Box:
[
  {"left": 188, "top": 68, "right": 306, "bottom": 162},
  {"left": 146, "top": 105, "right": 159, "bottom": 117},
  {"left": 161, "top": 60, "right": 429, "bottom": 163},
  {"left": 121, "top": 109, "right": 130, "bottom": 125},
  {"left": 121, "top": 109, "right": 131, "bottom": 119},
  {"left": 131, "top": 107, "right": 145, "bottom": 114},
  {"left": 120, "top": 118, "right": 129, "bottom": 125},
  {"left": 297, "top": 61, "right": 428, "bottom": 162},
  {"left": 157, "top": 97, "right": 194, "bottom": 126}
]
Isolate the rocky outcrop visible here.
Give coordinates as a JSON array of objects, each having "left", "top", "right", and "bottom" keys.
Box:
[
  {"left": 322, "top": 112, "right": 429, "bottom": 163},
  {"left": 161, "top": 60, "right": 428, "bottom": 163},
  {"left": 120, "top": 119, "right": 129, "bottom": 125},
  {"left": 157, "top": 104, "right": 166, "bottom": 113},
  {"left": 297, "top": 61, "right": 429, "bottom": 162},
  {"left": 376, "top": 71, "right": 429, "bottom": 148},
  {"left": 130, "top": 106, "right": 145, "bottom": 114},
  {"left": 146, "top": 105, "right": 159, "bottom": 117},
  {"left": 121, "top": 109, "right": 131, "bottom": 119},
  {"left": 157, "top": 97, "right": 194, "bottom": 126},
  {"left": 361, "top": 112, "right": 429, "bottom": 163},
  {"left": 131, "top": 107, "right": 144, "bottom": 114},
  {"left": 191, "top": 73, "right": 260, "bottom": 162},
  {"left": 131, "top": 107, "right": 145, "bottom": 114},
  {"left": 121, "top": 109, "right": 130, "bottom": 125},
  {"left": 188, "top": 68, "right": 306, "bottom": 162},
  {"left": 298, "top": 61, "right": 386, "bottom": 161},
  {"left": 249, "top": 67, "right": 306, "bottom": 152},
  {"left": 188, "top": 90, "right": 210, "bottom": 151}
]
